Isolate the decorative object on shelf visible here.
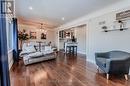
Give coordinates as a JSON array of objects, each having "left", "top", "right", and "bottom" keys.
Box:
[
  {"left": 102, "top": 28, "right": 128, "bottom": 32},
  {"left": 99, "top": 21, "right": 106, "bottom": 25},
  {"left": 102, "top": 20, "right": 128, "bottom": 32},
  {"left": 18, "top": 29, "right": 29, "bottom": 49},
  {"left": 101, "top": 10, "right": 130, "bottom": 32},
  {"left": 118, "top": 20, "right": 125, "bottom": 30},
  {"left": 59, "top": 30, "right": 65, "bottom": 40},
  {"left": 30, "top": 31, "right": 37, "bottom": 39},
  {"left": 65, "top": 32, "right": 71, "bottom": 39},
  {"left": 72, "top": 36, "right": 77, "bottom": 42},
  {"left": 102, "top": 26, "right": 108, "bottom": 32}
]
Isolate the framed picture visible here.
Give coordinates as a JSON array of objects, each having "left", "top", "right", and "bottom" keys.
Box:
[
  {"left": 41, "top": 33, "right": 46, "bottom": 39},
  {"left": 30, "top": 32, "right": 37, "bottom": 39}
]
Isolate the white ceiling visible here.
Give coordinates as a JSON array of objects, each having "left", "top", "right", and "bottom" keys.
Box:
[{"left": 15, "top": 0, "right": 121, "bottom": 28}]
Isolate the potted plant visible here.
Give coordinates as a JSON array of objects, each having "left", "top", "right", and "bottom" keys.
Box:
[{"left": 18, "top": 29, "right": 29, "bottom": 49}]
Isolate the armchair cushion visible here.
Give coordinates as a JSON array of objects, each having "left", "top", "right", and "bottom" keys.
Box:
[
  {"left": 95, "top": 53, "right": 109, "bottom": 59},
  {"left": 95, "top": 51, "right": 130, "bottom": 74},
  {"left": 96, "top": 58, "right": 106, "bottom": 67},
  {"left": 109, "top": 51, "right": 130, "bottom": 58}
]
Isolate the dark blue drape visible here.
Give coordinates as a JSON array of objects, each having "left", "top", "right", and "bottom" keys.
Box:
[
  {"left": 12, "top": 18, "right": 19, "bottom": 62},
  {"left": 0, "top": 0, "right": 11, "bottom": 86}
]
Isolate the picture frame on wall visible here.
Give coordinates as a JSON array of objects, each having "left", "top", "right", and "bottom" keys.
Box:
[
  {"left": 30, "top": 32, "right": 37, "bottom": 39},
  {"left": 41, "top": 33, "right": 46, "bottom": 39}
]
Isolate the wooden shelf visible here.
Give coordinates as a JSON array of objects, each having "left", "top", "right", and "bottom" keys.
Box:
[{"left": 102, "top": 28, "right": 128, "bottom": 32}]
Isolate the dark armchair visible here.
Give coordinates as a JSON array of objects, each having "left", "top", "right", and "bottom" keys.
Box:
[{"left": 95, "top": 51, "right": 130, "bottom": 80}]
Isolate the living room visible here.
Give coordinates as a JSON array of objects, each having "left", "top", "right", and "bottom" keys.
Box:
[{"left": 1, "top": 0, "right": 130, "bottom": 86}]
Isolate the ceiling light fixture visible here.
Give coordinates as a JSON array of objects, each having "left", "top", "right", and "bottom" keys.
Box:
[
  {"left": 29, "top": 6, "right": 33, "bottom": 10},
  {"left": 62, "top": 17, "right": 65, "bottom": 21},
  {"left": 40, "top": 23, "right": 44, "bottom": 29},
  {"left": 40, "top": 23, "right": 47, "bottom": 34}
]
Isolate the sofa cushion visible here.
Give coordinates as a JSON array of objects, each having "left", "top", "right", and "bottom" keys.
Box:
[
  {"left": 23, "top": 53, "right": 56, "bottom": 65},
  {"left": 43, "top": 50, "right": 53, "bottom": 55},
  {"left": 96, "top": 58, "right": 106, "bottom": 67},
  {"left": 20, "top": 51, "right": 35, "bottom": 56},
  {"left": 28, "top": 52, "right": 44, "bottom": 58}
]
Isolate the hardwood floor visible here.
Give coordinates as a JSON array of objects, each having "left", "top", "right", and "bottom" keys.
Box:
[{"left": 10, "top": 52, "right": 130, "bottom": 86}]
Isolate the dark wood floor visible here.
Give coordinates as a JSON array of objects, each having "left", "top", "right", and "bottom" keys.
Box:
[{"left": 10, "top": 52, "right": 130, "bottom": 86}]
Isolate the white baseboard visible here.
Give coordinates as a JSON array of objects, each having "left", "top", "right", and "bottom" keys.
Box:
[
  {"left": 77, "top": 51, "right": 86, "bottom": 55},
  {"left": 86, "top": 59, "right": 96, "bottom": 64}
]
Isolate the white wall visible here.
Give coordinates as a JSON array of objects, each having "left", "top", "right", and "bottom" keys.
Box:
[
  {"left": 75, "top": 25, "right": 86, "bottom": 54},
  {"left": 56, "top": 0, "right": 130, "bottom": 63},
  {"left": 55, "top": 0, "right": 130, "bottom": 75},
  {"left": 18, "top": 24, "right": 56, "bottom": 46},
  {"left": 87, "top": 11, "right": 130, "bottom": 63},
  {"left": 54, "top": 2, "right": 130, "bottom": 76},
  {"left": 54, "top": 29, "right": 59, "bottom": 49},
  {"left": 86, "top": 7, "right": 130, "bottom": 75}
]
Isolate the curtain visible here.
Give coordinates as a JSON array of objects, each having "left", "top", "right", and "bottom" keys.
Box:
[
  {"left": 0, "top": 10, "right": 11, "bottom": 86},
  {"left": 0, "top": 0, "right": 11, "bottom": 86},
  {"left": 12, "top": 18, "right": 19, "bottom": 62},
  {"left": 0, "top": 75, "right": 1, "bottom": 86}
]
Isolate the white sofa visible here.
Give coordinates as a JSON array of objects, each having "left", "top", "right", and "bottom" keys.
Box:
[
  {"left": 20, "top": 43, "right": 56, "bottom": 65},
  {"left": 23, "top": 52, "right": 56, "bottom": 65}
]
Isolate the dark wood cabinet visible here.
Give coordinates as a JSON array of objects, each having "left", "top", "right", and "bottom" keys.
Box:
[
  {"left": 59, "top": 30, "right": 65, "bottom": 39},
  {"left": 59, "top": 30, "right": 74, "bottom": 40}
]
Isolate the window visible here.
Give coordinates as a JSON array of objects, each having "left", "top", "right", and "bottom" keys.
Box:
[{"left": 6, "top": 20, "right": 13, "bottom": 51}]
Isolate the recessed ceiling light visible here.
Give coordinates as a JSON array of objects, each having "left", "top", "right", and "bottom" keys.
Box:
[
  {"left": 29, "top": 6, "right": 33, "bottom": 10},
  {"left": 62, "top": 17, "right": 65, "bottom": 21}
]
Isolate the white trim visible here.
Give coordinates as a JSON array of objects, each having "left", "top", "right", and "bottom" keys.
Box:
[
  {"left": 77, "top": 51, "right": 86, "bottom": 55},
  {"left": 8, "top": 49, "right": 13, "bottom": 53},
  {"left": 8, "top": 50, "right": 14, "bottom": 70},
  {"left": 87, "top": 59, "right": 96, "bottom": 64},
  {"left": 9, "top": 58, "right": 13, "bottom": 70}
]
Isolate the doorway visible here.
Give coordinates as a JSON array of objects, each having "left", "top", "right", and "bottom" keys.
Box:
[
  {"left": 58, "top": 24, "right": 87, "bottom": 55},
  {"left": 75, "top": 25, "right": 86, "bottom": 54}
]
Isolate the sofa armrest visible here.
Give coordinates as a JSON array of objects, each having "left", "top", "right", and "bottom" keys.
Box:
[
  {"left": 106, "top": 58, "right": 125, "bottom": 67},
  {"left": 106, "top": 58, "right": 130, "bottom": 73}
]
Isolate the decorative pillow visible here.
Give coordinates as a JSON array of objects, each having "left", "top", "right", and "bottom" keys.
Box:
[
  {"left": 28, "top": 52, "right": 44, "bottom": 58},
  {"left": 21, "top": 45, "right": 36, "bottom": 56},
  {"left": 44, "top": 46, "right": 52, "bottom": 51},
  {"left": 25, "top": 45, "right": 36, "bottom": 52},
  {"left": 22, "top": 43, "right": 28, "bottom": 51}
]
